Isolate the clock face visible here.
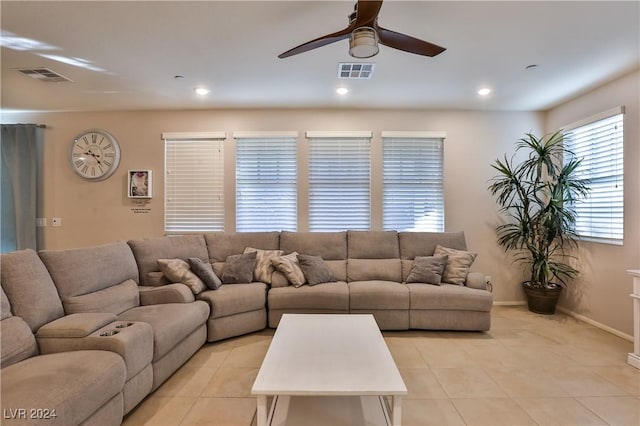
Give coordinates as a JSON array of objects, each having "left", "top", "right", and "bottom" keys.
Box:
[{"left": 70, "top": 129, "right": 121, "bottom": 181}]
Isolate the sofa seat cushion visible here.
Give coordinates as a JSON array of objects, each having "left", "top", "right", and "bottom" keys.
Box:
[
  {"left": 348, "top": 281, "right": 410, "bottom": 310},
  {"left": 118, "top": 301, "right": 209, "bottom": 360},
  {"left": 0, "top": 350, "right": 125, "bottom": 426},
  {"left": 407, "top": 283, "right": 493, "bottom": 311},
  {"left": 268, "top": 281, "right": 349, "bottom": 311},
  {"left": 198, "top": 283, "right": 267, "bottom": 319}
]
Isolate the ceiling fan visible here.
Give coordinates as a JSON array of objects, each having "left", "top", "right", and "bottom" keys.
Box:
[{"left": 278, "top": 0, "right": 446, "bottom": 59}]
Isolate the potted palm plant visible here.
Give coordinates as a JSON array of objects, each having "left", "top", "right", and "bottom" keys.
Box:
[{"left": 488, "top": 130, "right": 590, "bottom": 314}]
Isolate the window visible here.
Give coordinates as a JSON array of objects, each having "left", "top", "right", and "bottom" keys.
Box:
[
  {"left": 235, "top": 132, "right": 298, "bottom": 231},
  {"left": 563, "top": 107, "right": 624, "bottom": 244},
  {"left": 307, "top": 131, "right": 371, "bottom": 231},
  {"left": 164, "top": 132, "right": 225, "bottom": 232},
  {"left": 382, "top": 132, "right": 445, "bottom": 231}
]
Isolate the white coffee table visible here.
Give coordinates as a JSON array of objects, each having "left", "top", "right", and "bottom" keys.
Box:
[{"left": 252, "top": 314, "right": 407, "bottom": 426}]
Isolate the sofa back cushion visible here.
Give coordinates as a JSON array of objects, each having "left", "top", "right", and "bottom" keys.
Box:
[
  {"left": 280, "top": 231, "right": 347, "bottom": 281},
  {"left": 0, "top": 287, "right": 38, "bottom": 367},
  {"left": 39, "top": 242, "right": 140, "bottom": 315},
  {"left": 204, "top": 232, "right": 280, "bottom": 262},
  {"left": 127, "top": 235, "right": 208, "bottom": 285},
  {"left": 398, "top": 231, "right": 468, "bottom": 282},
  {"left": 1, "top": 249, "right": 65, "bottom": 331},
  {"left": 347, "top": 231, "right": 401, "bottom": 282}
]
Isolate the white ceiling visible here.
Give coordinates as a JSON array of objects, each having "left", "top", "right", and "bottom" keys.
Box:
[{"left": 1, "top": 0, "right": 639, "bottom": 113}]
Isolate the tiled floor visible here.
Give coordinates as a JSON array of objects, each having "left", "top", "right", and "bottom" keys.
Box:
[{"left": 123, "top": 306, "right": 640, "bottom": 425}]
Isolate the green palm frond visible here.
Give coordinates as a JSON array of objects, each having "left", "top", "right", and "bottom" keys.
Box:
[{"left": 488, "top": 131, "right": 591, "bottom": 288}]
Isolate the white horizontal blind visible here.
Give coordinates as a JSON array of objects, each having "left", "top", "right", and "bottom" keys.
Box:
[
  {"left": 383, "top": 136, "right": 445, "bottom": 231},
  {"left": 164, "top": 136, "right": 225, "bottom": 232},
  {"left": 235, "top": 135, "right": 297, "bottom": 231},
  {"left": 308, "top": 135, "right": 371, "bottom": 231},
  {"left": 563, "top": 111, "right": 624, "bottom": 244}
]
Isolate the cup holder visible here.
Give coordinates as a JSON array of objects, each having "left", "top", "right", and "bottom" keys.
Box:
[
  {"left": 115, "top": 322, "right": 134, "bottom": 329},
  {"left": 100, "top": 330, "right": 119, "bottom": 337}
]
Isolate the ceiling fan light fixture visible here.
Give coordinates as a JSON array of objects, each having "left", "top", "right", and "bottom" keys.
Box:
[{"left": 349, "top": 27, "right": 379, "bottom": 59}]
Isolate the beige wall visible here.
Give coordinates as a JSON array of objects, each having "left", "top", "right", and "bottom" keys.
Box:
[
  {"left": 6, "top": 108, "right": 542, "bottom": 304},
  {"left": 545, "top": 69, "right": 640, "bottom": 336}
]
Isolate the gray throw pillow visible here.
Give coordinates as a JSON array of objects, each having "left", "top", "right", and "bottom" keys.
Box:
[
  {"left": 157, "top": 258, "right": 207, "bottom": 295},
  {"left": 406, "top": 255, "right": 448, "bottom": 285},
  {"left": 188, "top": 257, "right": 222, "bottom": 290},
  {"left": 221, "top": 251, "right": 257, "bottom": 284},
  {"left": 297, "top": 254, "right": 336, "bottom": 286}
]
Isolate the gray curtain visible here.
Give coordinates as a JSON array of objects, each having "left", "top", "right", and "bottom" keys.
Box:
[{"left": 1, "top": 124, "right": 43, "bottom": 252}]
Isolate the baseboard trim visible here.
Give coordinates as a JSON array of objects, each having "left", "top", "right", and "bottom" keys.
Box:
[
  {"left": 556, "top": 306, "right": 633, "bottom": 342},
  {"left": 492, "top": 301, "right": 527, "bottom": 306}
]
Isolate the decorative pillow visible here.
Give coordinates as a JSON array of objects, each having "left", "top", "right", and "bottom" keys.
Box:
[
  {"left": 188, "top": 257, "right": 222, "bottom": 290},
  {"left": 157, "top": 258, "right": 207, "bottom": 295},
  {"left": 272, "top": 252, "right": 306, "bottom": 287},
  {"left": 221, "top": 251, "right": 257, "bottom": 284},
  {"left": 406, "top": 255, "right": 448, "bottom": 285},
  {"left": 243, "top": 247, "right": 284, "bottom": 284},
  {"left": 297, "top": 254, "right": 336, "bottom": 286},
  {"left": 433, "top": 245, "right": 477, "bottom": 285}
]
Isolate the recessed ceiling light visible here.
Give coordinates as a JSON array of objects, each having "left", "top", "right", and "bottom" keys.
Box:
[
  {"left": 336, "top": 87, "right": 349, "bottom": 95},
  {"left": 478, "top": 87, "right": 491, "bottom": 96},
  {"left": 194, "top": 87, "right": 210, "bottom": 96}
]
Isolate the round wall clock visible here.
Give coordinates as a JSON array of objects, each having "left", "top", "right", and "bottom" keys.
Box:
[{"left": 69, "top": 129, "right": 121, "bottom": 181}]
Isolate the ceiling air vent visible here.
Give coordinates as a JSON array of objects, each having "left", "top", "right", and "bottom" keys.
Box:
[
  {"left": 338, "top": 63, "right": 374, "bottom": 79},
  {"left": 16, "top": 67, "right": 72, "bottom": 83}
]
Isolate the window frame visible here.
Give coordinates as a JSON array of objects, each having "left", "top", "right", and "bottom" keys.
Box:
[
  {"left": 234, "top": 131, "right": 298, "bottom": 232},
  {"left": 163, "top": 132, "right": 226, "bottom": 233},
  {"left": 562, "top": 107, "right": 624, "bottom": 245},
  {"left": 381, "top": 131, "right": 446, "bottom": 232}
]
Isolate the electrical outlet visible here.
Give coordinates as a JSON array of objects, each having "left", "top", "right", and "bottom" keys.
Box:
[
  {"left": 36, "top": 218, "right": 47, "bottom": 227},
  {"left": 52, "top": 217, "right": 62, "bottom": 227}
]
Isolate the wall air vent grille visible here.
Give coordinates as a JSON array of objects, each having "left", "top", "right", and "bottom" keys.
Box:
[
  {"left": 338, "top": 63, "right": 374, "bottom": 79},
  {"left": 16, "top": 67, "right": 72, "bottom": 82}
]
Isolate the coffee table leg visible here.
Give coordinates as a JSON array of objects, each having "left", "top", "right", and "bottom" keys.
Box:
[
  {"left": 256, "top": 395, "right": 268, "bottom": 426},
  {"left": 392, "top": 396, "right": 402, "bottom": 426}
]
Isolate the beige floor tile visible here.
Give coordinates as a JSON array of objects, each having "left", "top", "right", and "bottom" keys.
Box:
[
  {"left": 461, "top": 344, "right": 531, "bottom": 370},
  {"left": 400, "top": 368, "right": 448, "bottom": 399},
  {"left": 556, "top": 342, "right": 629, "bottom": 366},
  {"left": 184, "top": 342, "right": 232, "bottom": 369},
  {"left": 416, "top": 341, "right": 479, "bottom": 368},
  {"left": 122, "top": 395, "right": 196, "bottom": 426},
  {"left": 577, "top": 396, "right": 640, "bottom": 426},
  {"left": 591, "top": 365, "right": 640, "bottom": 396},
  {"left": 402, "top": 399, "right": 465, "bottom": 426},
  {"left": 154, "top": 366, "right": 218, "bottom": 397},
  {"left": 554, "top": 366, "right": 630, "bottom": 397},
  {"left": 202, "top": 366, "right": 259, "bottom": 398},
  {"left": 179, "top": 397, "right": 256, "bottom": 426},
  {"left": 452, "top": 397, "right": 537, "bottom": 425},
  {"left": 224, "top": 341, "right": 270, "bottom": 368},
  {"left": 514, "top": 397, "right": 608, "bottom": 425},
  {"left": 484, "top": 366, "right": 569, "bottom": 398},
  {"left": 432, "top": 368, "right": 508, "bottom": 398},
  {"left": 388, "top": 343, "right": 429, "bottom": 368}
]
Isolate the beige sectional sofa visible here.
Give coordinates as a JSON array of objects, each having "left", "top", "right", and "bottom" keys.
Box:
[{"left": 0, "top": 230, "right": 491, "bottom": 425}]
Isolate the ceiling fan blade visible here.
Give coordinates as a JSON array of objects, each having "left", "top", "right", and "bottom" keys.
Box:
[
  {"left": 353, "top": 0, "right": 384, "bottom": 27},
  {"left": 376, "top": 25, "right": 446, "bottom": 57},
  {"left": 278, "top": 28, "right": 352, "bottom": 59}
]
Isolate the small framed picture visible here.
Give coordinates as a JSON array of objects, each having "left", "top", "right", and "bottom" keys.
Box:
[{"left": 128, "top": 170, "right": 152, "bottom": 198}]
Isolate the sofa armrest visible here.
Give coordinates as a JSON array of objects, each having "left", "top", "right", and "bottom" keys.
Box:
[
  {"left": 36, "top": 313, "right": 118, "bottom": 338},
  {"left": 139, "top": 284, "right": 195, "bottom": 305},
  {"left": 466, "top": 272, "right": 491, "bottom": 291}
]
